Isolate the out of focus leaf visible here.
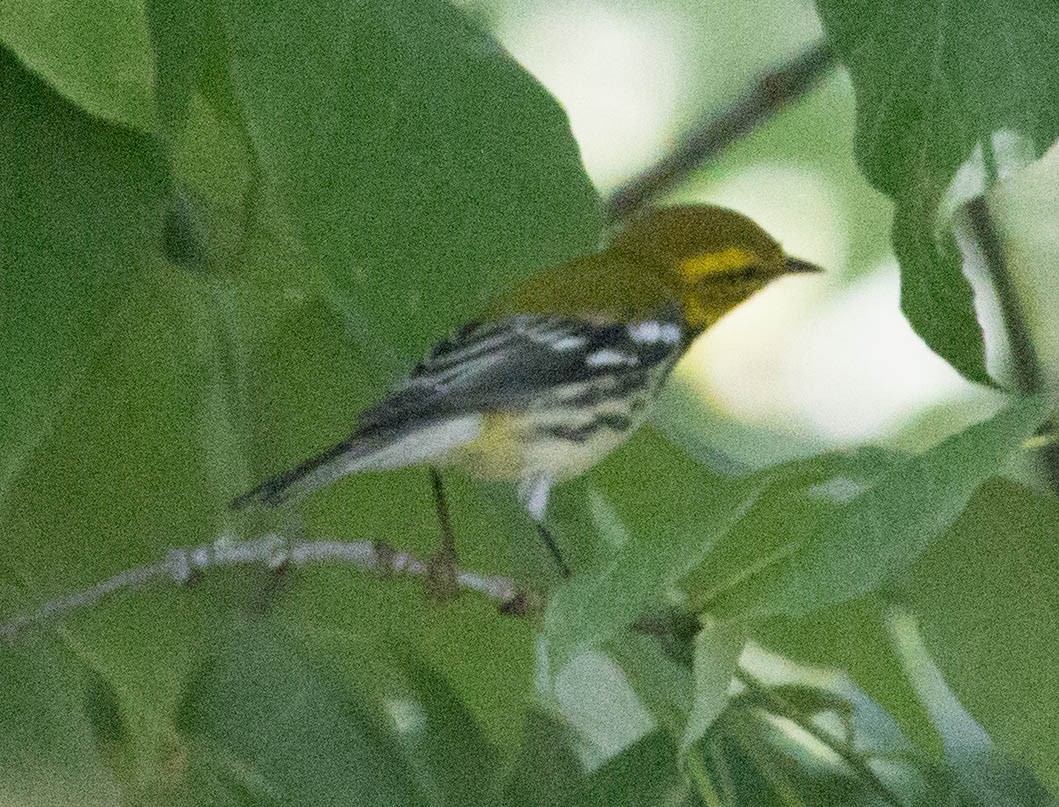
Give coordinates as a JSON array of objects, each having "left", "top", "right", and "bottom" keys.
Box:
[
  {"left": 176, "top": 620, "right": 425, "bottom": 805},
  {"left": 681, "top": 619, "right": 745, "bottom": 755},
  {"left": 714, "top": 395, "right": 1049, "bottom": 618},
  {"left": 901, "top": 479, "right": 1059, "bottom": 797},
  {"left": 0, "top": 637, "right": 119, "bottom": 806},
  {"left": 888, "top": 607, "right": 1057, "bottom": 806},
  {"left": 545, "top": 432, "right": 766, "bottom": 667},
  {"left": 0, "top": 46, "right": 166, "bottom": 507},
  {"left": 215, "top": 0, "right": 600, "bottom": 365},
  {"left": 499, "top": 712, "right": 586, "bottom": 807},
  {"left": 570, "top": 730, "right": 693, "bottom": 807},
  {"left": 0, "top": 4, "right": 155, "bottom": 130},
  {"left": 814, "top": 0, "right": 1059, "bottom": 382}
]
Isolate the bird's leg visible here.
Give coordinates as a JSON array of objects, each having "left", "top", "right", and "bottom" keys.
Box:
[
  {"left": 426, "top": 467, "right": 460, "bottom": 600},
  {"left": 518, "top": 474, "right": 570, "bottom": 579},
  {"left": 536, "top": 523, "right": 571, "bottom": 579}
]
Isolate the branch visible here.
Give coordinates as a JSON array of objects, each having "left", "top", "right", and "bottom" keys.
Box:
[
  {"left": 604, "top": 42, "right": 836, "bottom": 222},
  {"left": 966, "top": 197, "right": 1059, "bottom": 493},
  {"left": 0, "top": 535, "right": 533, "bottom": 643}
]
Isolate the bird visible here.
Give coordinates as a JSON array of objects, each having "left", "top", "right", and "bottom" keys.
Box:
[{"left": 231, "top": 205, "right": 820, "bottom": 579}]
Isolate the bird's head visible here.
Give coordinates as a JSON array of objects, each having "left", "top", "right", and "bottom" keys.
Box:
[{"left": 608, "top": 205, "right": 821, "bottom": 334}]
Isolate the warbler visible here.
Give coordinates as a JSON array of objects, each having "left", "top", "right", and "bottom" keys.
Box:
[{"left": 232, "top": 205, "right": 819, "bottom": 576}]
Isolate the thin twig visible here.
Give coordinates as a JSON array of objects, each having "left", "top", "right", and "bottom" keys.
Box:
[
  {"left": 966, "top": 197, "right": 1059, "bottom": 493},
  {"left": 0, "top": 535, "right": 531, "bottom": 643},
  {"left": 604, "top": 42, "right": 836, "bottom": 222}
]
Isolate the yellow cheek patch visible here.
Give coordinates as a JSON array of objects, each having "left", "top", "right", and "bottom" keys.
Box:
[{"left": 679, "top": 247, "right": 757, "bottom": 283}]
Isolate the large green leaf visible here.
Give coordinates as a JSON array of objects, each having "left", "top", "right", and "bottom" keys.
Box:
[
  {"left": 0, "top": 637, "right": 119, "bottom": 806},
  {"left": 681, "top": 620, "right": 745, "bottom": 755},
  {"left": 814, "top": 0, "right": 1059, "bottom": 382},
  {"left": 176, "top": 620, "right": 425, "bottom": 805},
  {"left": 0, "top": 46, "right": 166, "bottom": 507},
  {"left": 902, "top": 479, "right": 1059, "bottom": 797},
  {"left": 888, "top": 606, "right": 1058, "bottom": 805},
  {"left": 715, "top": 395, "right": 1049, "bottom": 618},
  {"left": 569, "top": 730, "right": 694, "bottom": 807},
  {"left": 214, "top": 0, "right": 600, "bottom": 364},
  {"left": 0, "top": 2, "right": 154, "bottom": 130}
]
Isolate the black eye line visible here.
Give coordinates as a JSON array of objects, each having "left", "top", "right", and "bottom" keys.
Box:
[{"left": 733, "top": 262, "right": 762, "bottom": 281}]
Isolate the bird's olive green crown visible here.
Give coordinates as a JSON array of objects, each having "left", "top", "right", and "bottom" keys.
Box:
[{"left": 494, "top": 205, "right": 819, "bottom": 332}]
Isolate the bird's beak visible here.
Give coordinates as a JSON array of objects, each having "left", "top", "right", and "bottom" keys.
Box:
[{"left": 784, "top": 256, "right": 823, "bottom": 274}]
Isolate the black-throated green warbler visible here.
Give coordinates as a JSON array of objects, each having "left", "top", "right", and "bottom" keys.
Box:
[{"left": 232, "top": 205, "right": 819, "bottom": 576}]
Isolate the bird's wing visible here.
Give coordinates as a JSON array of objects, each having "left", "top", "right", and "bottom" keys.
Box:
[{"left": 354, "top": 313, "right": 683, "bottom": 435}]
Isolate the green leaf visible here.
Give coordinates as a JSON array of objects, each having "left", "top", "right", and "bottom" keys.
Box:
[
  {"left": 888, "top": 607, "right": 1058, "bottom": 806},
  {"left": 717, "top": 395, "right": 1049, "bottom": 618},
  {"left": 176, "top": 620, "right": 425, "bottom": 805},
  {"left": 499, "top": 712, "right": 586, "bottom": 807},
  {"left": 0, "top": 4, "right": 155, "bottom": 131},
  {"left": 397, "top": 659, "right": 504, "bottom": 807},
  {"left": 0, "top": 637, "right": 120, "bottom": 805},
  {"left": 608, "top": 632, "right": 694, "bottom": 740},
  {"left": 681, "top": 620, "right": 745, "bottom": 755},
  {"left": 146, "top": 0, "right": 233, "bottom": 144},
  {"left": 814, "top": 0, "right": 1059, "bottom": 382},
  {"left": 901, "top": 479, "right": 1059, "bottom": 797},
  {"left": 570, "top": 730, "right": 694, "bottom": 807},
  {"left": 216, "top": 0, "right": 601, "bottom": 365},
  {"left": 545, "top": 433, "right": 766, "bottom": 667},
  {"left": 0, "top": 47, "right": 167, "bottom": 507},
  {"left": 752, "top": 596, "right": 943, "bottom": 765}
]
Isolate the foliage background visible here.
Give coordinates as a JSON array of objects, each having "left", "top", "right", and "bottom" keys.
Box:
[{"left": 2, "top": 0, "right": 1058, "bottom": 804}]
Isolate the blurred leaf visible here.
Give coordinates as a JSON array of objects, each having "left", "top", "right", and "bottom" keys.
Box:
[
  {"left": 814, "top": 0, "right": 1059, "bottom": 381},
  {"left": 608, "top": 631, "right": 693, "bottom": 739},
  {"left": 398, "top": 659, "right": 504, "bottom": 807},
  {"left": 570, "top": 730, "right": 693, "bottom": 807},
  {"left": 176, "top": 619, "right": 425, "bottom": 805},
  {"left": 545, "top": 433, "right": 766, "bottom": 666},
  {"left": 888, "top": 607, "right": 1058, "bottom": 806},
  {"left": 705, "top": 645, "right": 927, "bottom": 807},
  {"left": 715, "top": 395, "right": 1049, "bottom": 618},
  {"left": 0, "top": 47, "right": 166, "bottom": 507},
  {"left": 277, "top": 567, "right": 537, "bottom": 760},
  {"left": 900, "top": 479, "right": 1059, "bottom": 797},
  {"left": 685, "top": 446, "right": 897, "bottom": 612},
  {"left": 551, "top": 650, "right": 654, "bottom": 767},
  {"left": 681, "top": 620, "right": 745, "bottom": 755},
  {"left": 499, "top": 712, "right": 586, "bottom": 807},
  {"left": 0, "top": 637, "right": 119, "bottom": 805},
  {"left": 752, "top": 596, "right": 943, "bottom": 766},
  {"left": 0, "top": 4, "right": 154, "bottom": 130},
  {"left": 215, "top": 0, "right": 600, "bottom": 366},
  {"left": 146, "top": 0, "right": 234, "bottom": 143}
]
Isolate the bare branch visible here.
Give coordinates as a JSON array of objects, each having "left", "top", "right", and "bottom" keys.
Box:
[
  {"left": 0, "top": 535, "right": 533, "bottom": 643},
  {"left": 604, "top": 42, "right": 836, "bottom": 222}
]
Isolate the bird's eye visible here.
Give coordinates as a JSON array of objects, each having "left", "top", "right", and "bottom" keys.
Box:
[{"left": 739, "top": 265, "right": 758, "bottom": 282}]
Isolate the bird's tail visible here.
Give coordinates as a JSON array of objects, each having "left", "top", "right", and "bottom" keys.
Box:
[{"left": 229, "top": 415, "right": 481, "bottom": 511}]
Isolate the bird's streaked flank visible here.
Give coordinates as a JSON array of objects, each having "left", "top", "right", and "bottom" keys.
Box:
[{"left": 231, "top": 206, "right": 820, "bottom": 578}]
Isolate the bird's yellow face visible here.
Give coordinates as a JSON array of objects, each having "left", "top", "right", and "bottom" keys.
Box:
[{"left": 609, "top": 205, "right": 820, "bottom": 333}]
